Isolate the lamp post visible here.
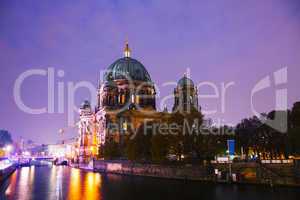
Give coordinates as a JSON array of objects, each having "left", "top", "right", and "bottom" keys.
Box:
[{"left": 228, "top": 152, "right": 232, "bottom": 183}]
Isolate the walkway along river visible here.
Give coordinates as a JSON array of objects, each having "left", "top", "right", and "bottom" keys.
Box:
[{"left": 1, "top": 165, "right": 300, "bottom": 200}]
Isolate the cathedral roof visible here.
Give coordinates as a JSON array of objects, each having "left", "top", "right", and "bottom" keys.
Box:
[
  {"left": 104, "top": 57, "right": 152, "bottom": 82},
  {"left": 103, "top": 42, "right": 152, "bottom": 82}
]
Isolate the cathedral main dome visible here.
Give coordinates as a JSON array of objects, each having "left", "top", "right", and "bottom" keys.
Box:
[
  {"left": 103, "top": 42, "right": 152, "bottom": 82},
  {"left": 104, "top": 57, "right": 152, "bottom": 82}
]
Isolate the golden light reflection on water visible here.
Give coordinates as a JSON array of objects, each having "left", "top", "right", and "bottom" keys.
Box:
[
  {"left": 29, "top": 166, "right": 35, "bottom": 185},
  {"left": 67, "top": 168, "right": 102, "bottom": 200},
  {"left": 68, "top": 168, "right": 81, "bottom": 200},
  {"left": 84, "top": 172, "right": 102, "bottom": 200}
]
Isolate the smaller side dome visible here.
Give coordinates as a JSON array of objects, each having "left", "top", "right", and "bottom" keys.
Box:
[
  {"left": 177, "top": 75, "right": 194, "bottom": 87},
  {"left": 81, "top": 100, "right": 91, "bottom": 109}
]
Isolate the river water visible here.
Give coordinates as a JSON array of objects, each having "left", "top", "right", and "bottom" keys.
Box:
[{"left": 0, "top": 165, "right": 299, "bottom": 200}]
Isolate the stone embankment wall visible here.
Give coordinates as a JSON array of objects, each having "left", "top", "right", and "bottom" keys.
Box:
[
  {"left": 91, "top": 160, "right": 300, "bottom": 186},
  {"left": 212, "top": 162, "right": 299, "bottom": 186},
  {"left": 0, "top": 165, "right": 16, "bottom": 185},
  {"left": 93, "top": 161, "right": 213, "bottom": 181}
]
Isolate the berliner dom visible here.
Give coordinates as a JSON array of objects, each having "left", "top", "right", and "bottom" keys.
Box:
[{"left": 77, "top": 42, "right": 200, "bottom": 163}]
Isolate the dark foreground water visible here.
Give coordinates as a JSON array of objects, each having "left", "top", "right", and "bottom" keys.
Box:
[{"left": 0, "top": 166, "right": 299, "bottom": 200}]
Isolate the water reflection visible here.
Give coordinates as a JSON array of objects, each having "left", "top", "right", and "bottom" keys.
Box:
[
  {"left": 48, "top": 165, "right": 57, "bottom": 200},
  {"left": 68, "top": 168, "right": 102, "bottom": 200},
  {"left": 55, "top": 166, "right": 63, "bottom": 199},
  {"left": 4, "top": 166, "right": 35, "bottom": 200},
  {"left": 68, "top": 168, "right": 81, "bottom": 200},
  {"left": 4, "top": 169, "right": 17, "bottom": 196},
  {"left": 1, "top": 166, "right": 299, "bottom": 200},
  {"left": 84, "top": 172, "right": 101, "bottom": 200},
  {"left": 2, "top": 166, "right": 103, "bottom": 200}
]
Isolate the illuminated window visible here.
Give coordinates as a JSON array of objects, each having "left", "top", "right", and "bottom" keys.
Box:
[
  {"left": 121, "top": 95, "right": 125, "bottom": 104},
  {"left": 123, "top": 122, "right": 127, "bottom": 131}
]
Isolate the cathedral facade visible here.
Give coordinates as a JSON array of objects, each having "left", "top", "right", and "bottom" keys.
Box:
[{"left": 77, "top": 42, "right": 200, "bottom": 162}]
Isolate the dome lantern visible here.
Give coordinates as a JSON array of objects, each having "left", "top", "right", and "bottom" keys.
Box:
[{"left": 124, "top": 40, "right": 131, "bottom": 57}]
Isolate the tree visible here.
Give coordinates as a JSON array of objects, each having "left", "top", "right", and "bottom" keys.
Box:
[
  {"left": 0, "top": 130, "right": 13, "bottom": 148},
  {"left": 288, "top": 127, "right": 300, "bottom": 155},
  {"left": 126, "top": 122, "right": 152, "bottom": 161},
  {"left": 235, "top": 116, "right": 263, "bottom": 159},
  {"left": 103, "top": 138, "right": 120, "bottom": 160},
  {"left": 151, "top": 133, "right": 168, "bottom": 163},
  {"left": 193, "top": 133, "right": 229, "bottom": 161},
  {"left": 167, "top": 111, "right": 184, "bottom": 161},
  {"left": 235, "top": 110, "right": 290, "bottom": 159},
  {"left": 166, "top": 108, "right": 203, "bottom": 162},
  {"left": 288, "top": 102, "right": 300, "bottom": 155}
]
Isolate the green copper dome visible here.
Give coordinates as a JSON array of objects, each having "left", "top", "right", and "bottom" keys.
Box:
[
  {"left": 104, "top": 57, "right": 152, "bottom": 82},
  {"left": 178, "top": 75, "right": 194, "bottom": 87}
]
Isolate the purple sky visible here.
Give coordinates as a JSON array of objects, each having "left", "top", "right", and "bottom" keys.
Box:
[{"left": 0, "top": 0, "right": 299, "bottom": 144}]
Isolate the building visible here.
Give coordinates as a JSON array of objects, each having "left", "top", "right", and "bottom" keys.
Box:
[
  {"left": 77, "top": 42, "right": 200, "bottom": 162},
  {"left": 77, "top": 101, "right": 99, "bottom": 163}
]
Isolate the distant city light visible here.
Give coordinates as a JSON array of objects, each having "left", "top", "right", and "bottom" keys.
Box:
[
  {"left": 0, "top": 159, "right": 12, "bottom": 170},
  {"left": 5, "top": 145, "right": 13, "bottom": 152},
  {"left": 23, "top": 151, "right": 31, "bottom": 157}
]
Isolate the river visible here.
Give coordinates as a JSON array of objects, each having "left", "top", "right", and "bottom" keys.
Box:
[{"left": 0, "top": 165, "right": 299, "bottom": 200}]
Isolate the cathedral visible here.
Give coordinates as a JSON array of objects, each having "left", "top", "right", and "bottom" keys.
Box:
[{"left": 77, "top": 42, "right": 200, "bottom": 162}]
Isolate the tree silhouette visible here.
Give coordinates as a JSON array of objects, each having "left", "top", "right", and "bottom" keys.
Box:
[{"left": 0, "top": 130, "right": 13, "bottom": 148}]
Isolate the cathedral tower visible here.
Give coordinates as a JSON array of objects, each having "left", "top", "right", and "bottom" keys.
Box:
[{"left": 173, "top": 74, "right": 199, "bottom": 113}]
